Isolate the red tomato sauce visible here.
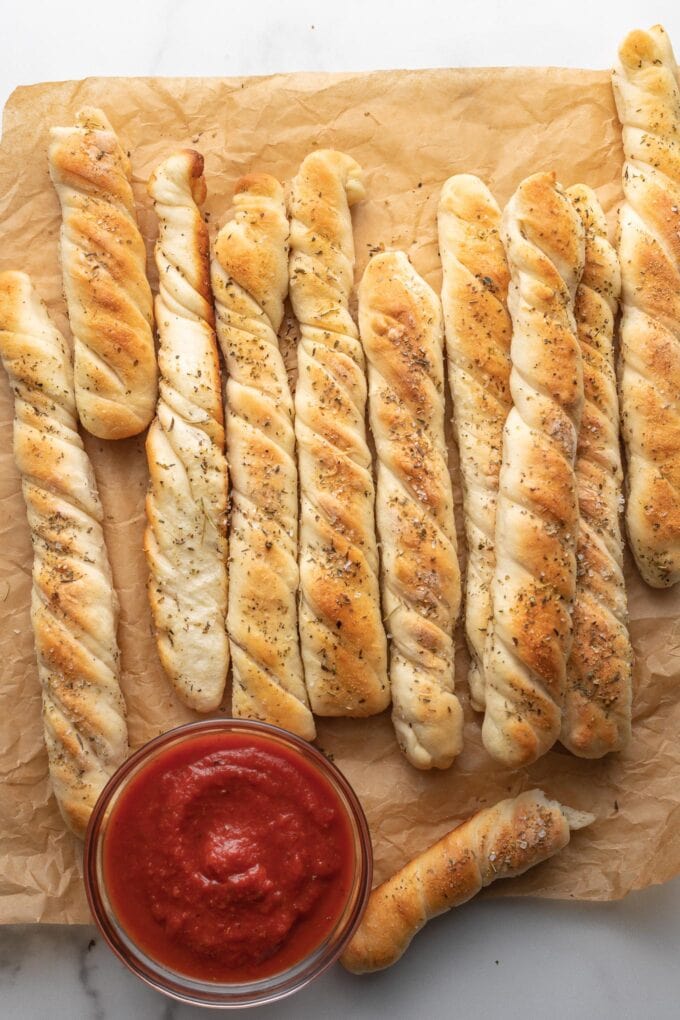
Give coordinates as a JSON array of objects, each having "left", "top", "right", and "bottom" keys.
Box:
[{"left": 103, "top": 731, "right": 355, "bottom": 983}]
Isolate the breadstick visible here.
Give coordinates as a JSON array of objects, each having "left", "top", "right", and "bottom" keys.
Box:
[
  {"left": 145, "top": 150, "right": 229, "bottom": 712},
  {"left": 212, "top": 173, "right": 315, "bottom": 739},
  {"left": 341, "top": 788, "right": 593, "bottom": 973},
  {"left": 0, "top": 271, "right": 128, "bottom": 837},
  {"left": 48, "top": 107, "right": 156, "bottom": 440},
  {"left": 563, "top": 185, "right": 632, "bottom": 757},
  {"left": 438, "top": 175, "right": 512, "bottom": 711},
  {"left": 359, "top": 251, "right": 463, "bottom": 769},
  {"left": 483, "top": 171, "right": 585, "bottom": 768},
  {"left": 611, "top": 25, "right": 680, "bottom": 587},
  {"left": 289, "top": 150, "right": 389, "bottom": 716}
]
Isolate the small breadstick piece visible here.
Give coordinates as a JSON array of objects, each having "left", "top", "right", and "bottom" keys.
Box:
[
  {"left": 212, "top": 172, "right": 315, "bottom": 739},
  {"left": 48, "top": 107, "right": 156, "bottom": 440},
  {"left": 563, "top": 185, "right": 632, "bottom": 757},
  {"left": 437, "top": 175, "right": 512, "bottom": 712},
  {"left": 0, "top": 271, "right": 128, "bottom": 837},
  {"left": 341, "top": 788, "right": 593, "bottom": 973},
  {"left": 611, "top": 25, "right": 680, "bottom": 587},
  {"left": 145, "top": 150, "right": 229, "bottom": 712},
  {"left": 289, "top": 150, "right": 389, "bottom": 716},
  {"left": 359, "top": 251, "right": 463, "bottom": 769},
  {"left": 483, "top": 171, "right": 585, "bottom": 768}
]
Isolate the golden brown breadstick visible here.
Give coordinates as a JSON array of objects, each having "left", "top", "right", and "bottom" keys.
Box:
[
  {"left": 562, "top": 185, "right": 632, "bottom": 757},
  {"left": 437, "top": 175, "right": 512, "bottom": 712},
  {"left": 289, "top": 150, "right": 389, "bottom": 717},
  {"left": 359, "top": 250, "right": 463, "bottom": 769},
  {"left": 341, "top": 788, "right": 592, "bottom": 973},
  {"left": 48, "top": 107, "right": 156, "bottom": 440},
  {"left": 611, "top": 25, "right": 680, "bottom": 588},
  {"left": 482, "top": 171, "right": 585, "bottom": 768},
  {"left": 212, "top": 172, "right": 315, "bottom": 739},
  {"left": 0, "top": 271, "right": 128, "bottom": 836}
]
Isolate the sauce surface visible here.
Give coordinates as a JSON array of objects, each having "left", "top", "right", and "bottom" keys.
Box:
[{"left": 103, "top": 731, "right": 355, "bottom": 983}]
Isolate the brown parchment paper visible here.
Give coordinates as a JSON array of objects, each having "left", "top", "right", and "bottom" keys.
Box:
[{"left": 1, "top": 67, "right": 680, "bottom": 925}]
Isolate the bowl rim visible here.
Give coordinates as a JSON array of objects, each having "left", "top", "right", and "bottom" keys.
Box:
[{"left": 84, "top": 718, "right": 373, "bottom": 1009}]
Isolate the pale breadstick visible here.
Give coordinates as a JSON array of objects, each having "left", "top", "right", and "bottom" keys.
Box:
[
  {"left": 289, "top": 150, "right": 389, "bottom": 716},
  {"left": 0, "top": 271, "right": 128, "bottom": 837},
  {"left": 483, "top": 171, "right": 585, "bottom": 768},
  {"left": 437, "top": 175, "right": 512, "bottom": 712},
  {"left": 145, "top": 150, "right": 229, "bottom": 712},
  {"left": 563, "top": 185, "right": 632, "bottom": 757},
  {"left": 359, "top": 251, "right": 463, "bottom": 769},
  {"left": 341, "top": 788, "right": 593, "bottom": 973},
  {"left": 212, "top": 173, "right": 315, "bottom": 739},
  {"left": 611, "top": 25, "right": 680, "bottom": 587},
  {"left": 48, "top": 107, "right": 156, "bottom": 440}
]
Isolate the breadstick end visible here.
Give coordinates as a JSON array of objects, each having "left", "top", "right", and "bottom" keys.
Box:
[{"left": 559, "top": 805, "right": 596, "bottom": 831}]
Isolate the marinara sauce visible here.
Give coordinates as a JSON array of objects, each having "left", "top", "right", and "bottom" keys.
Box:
[{"left": 102, "top": 730, "right": 356, "bottom": 983}]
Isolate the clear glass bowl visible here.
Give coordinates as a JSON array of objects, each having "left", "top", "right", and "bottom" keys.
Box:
[{"left": 84, "top": 719, "right": 372, "bottom": 1009}]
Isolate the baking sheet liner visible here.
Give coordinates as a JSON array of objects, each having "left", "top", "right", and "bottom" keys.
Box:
[{"left": 1, "top": 67, "right": 678, "bottom": 923}]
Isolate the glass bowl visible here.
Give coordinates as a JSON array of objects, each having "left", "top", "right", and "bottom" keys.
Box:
[{"left": 84, "top": 719, "right": 372, "bottom": 1008}]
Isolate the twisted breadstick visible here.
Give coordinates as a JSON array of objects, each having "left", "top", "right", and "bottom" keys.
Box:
[
  {"left": 212, "top": 173, "right": 315, "bottom": 739},
  {"left": 359, "top": 251, "right": 463, "bottom": 769},
  {"left": 289, "top": 150, "right": 389, "bottom": 716},
  {"left": 48, "top": 107, "right": 156, "bottom": 440},
  {"left": 437, "top": 175, "right": 512, "bottom": 712},
  {"left": 341, "top": 788, "right": 593, "bottom": 973},
  {"left": 611, "top": 25, "right": 680, "bottom": 587},
  {"left": 145, "top": 150, "right": 229, "bottom": 712},
  {"left": 0, "top": 271, "right": 128, "bottom": 837},
  {"left": 482, "top": 171, "right": 585, "bottom": 768},
  {"left": 562, "top": 185, "right": 632, "bottom": 757}
]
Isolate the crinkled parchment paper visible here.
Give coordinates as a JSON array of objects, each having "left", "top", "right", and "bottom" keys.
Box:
[{"left": 1, "top": 68, "right": 679, "bottom": 924}]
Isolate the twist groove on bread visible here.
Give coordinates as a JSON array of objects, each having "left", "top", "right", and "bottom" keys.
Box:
[
  {"left": 611, "top": 25, "right": 680, "bottom": 587},
  {"left": 437, "top": 175, "right": 512, "bottom": 712},
  {"left": 145, "top": 151, "right": 229, "bottom": 712},
  {"left": 0, "top": 271, "right": 128, "bottom": 837},
  {"left": 359, "top": 251, "right": 463, "bottom": 769},
  {"left": 482, "top": 171, "right": 585, "bottom": 768},
  {"left": 563, "top": 185, "right": 632, "bottom": 757},
  {"left": 212, "top": 173, "right": 315, "bottom": 739},
  {"left": 289, "top": 150, "right": 389, "bottom": 716},
  {"left": 48, "top": 107, "right": 156, "bottom": 440},
  {"left": 341, "top": 788, "right": 592, "bottom": 973}
]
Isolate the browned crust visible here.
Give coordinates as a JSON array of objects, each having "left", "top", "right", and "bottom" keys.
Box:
[
  {"left": 482, "top": 172, "right": 585, "bottom": 768},
  {"left": 213, "top": 172, "right": 315, "bottom": 738},
  {"left": 290, "top": 150, "right": 389, "bottom": 716},
  {"left": 48, "top": 106, "right": 156, "bottom": 440},
  {"left": 0, "top": 270, "right": 127, "bottom": 837},
  {"left": 359, "top": 251, "right": 463, "bottom": 768},
  {"left": 215, "top": 173, "right": 288, "bottom": 316},
  {"left": 560, "top": 185, "right": 632, "bottom": 758},
  {"left": 438, "top": 175, "right": 512, "bottom": 713},
  {"left": 341, "top": 790, "right": 575, "bottom": 973},
  {"left": 612, "top": 25, "right": 680, "bottom": 586}
]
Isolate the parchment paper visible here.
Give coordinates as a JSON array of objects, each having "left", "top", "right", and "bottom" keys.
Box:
[{"left": 1, "top": 67, "right": 679, "bottom": 925}]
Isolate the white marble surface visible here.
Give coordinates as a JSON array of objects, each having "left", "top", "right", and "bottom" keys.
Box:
[
  {"left": 1, "top": 879, "right": 680, "bottom": 1019},
  {"left": 2, "top": 0, "right": 680, "bottom": 110},
  {"left": 2, "top": 1, "right": 680, "bottom": 1017}
]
